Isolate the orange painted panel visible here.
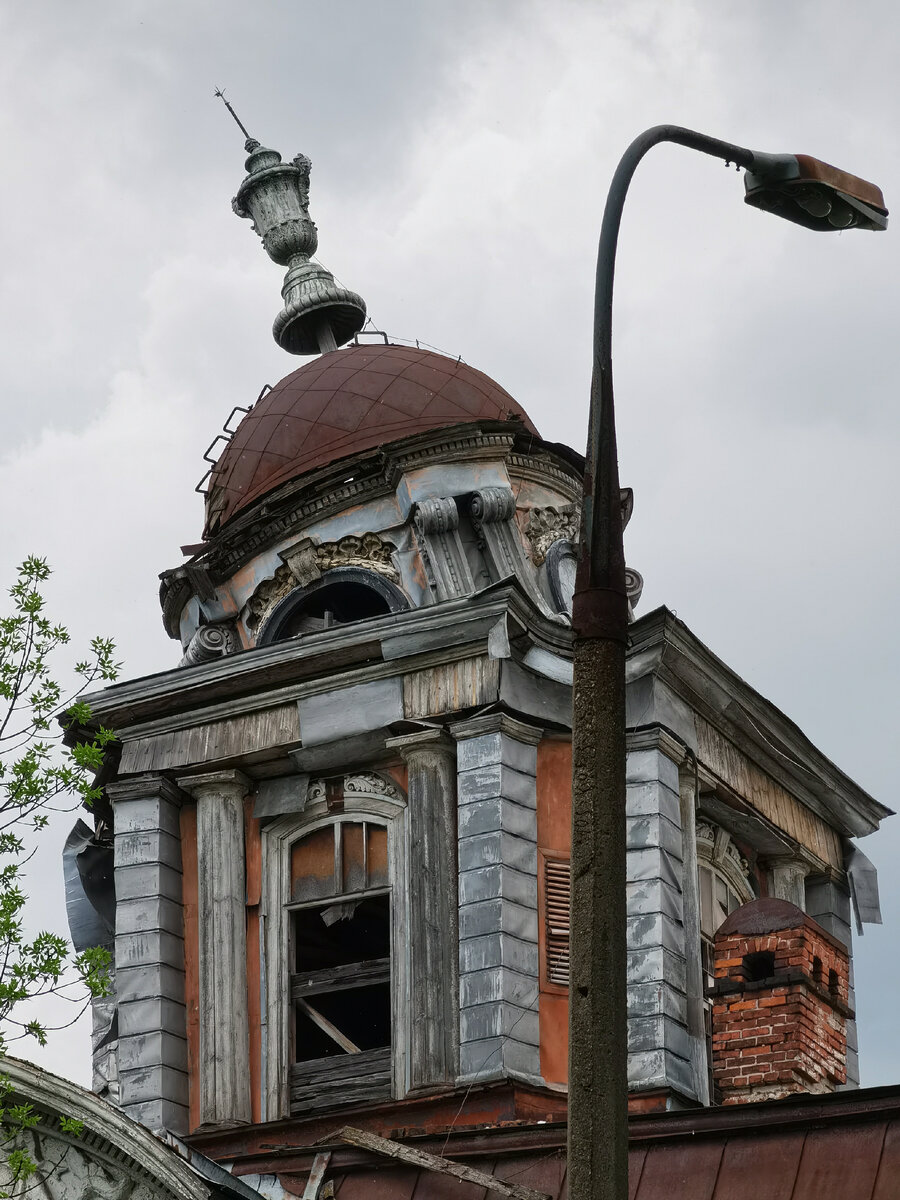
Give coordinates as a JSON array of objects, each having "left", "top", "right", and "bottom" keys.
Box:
[
  {"left": 537, "top": 739, "right": 572, "bottom": 853},
  {"left": 291, "top": 826, "right": 336, "bottom": 901},
  {"left": 368, "top": 825, "right": 389, "bottom": 888},
  {"left": 179, "top": 804, "right": 200, "bottom": 1132},
  {"left": 245, "top": 799, "right": 262, "bottom": 907},
  {"left": 537, "top": 738, "right": 572, "bottom": 1086},
  {"left": 246, "top": 905, "right": 261, "bottom": 1124}
]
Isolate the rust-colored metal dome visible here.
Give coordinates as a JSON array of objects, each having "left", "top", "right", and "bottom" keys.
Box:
[{"left": 204, "top": 343, "right": 538, "bottom": 533}]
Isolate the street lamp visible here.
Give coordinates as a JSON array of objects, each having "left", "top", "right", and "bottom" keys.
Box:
[{"left": 568, "top": 126, "right": 886, "bottom": 1200}]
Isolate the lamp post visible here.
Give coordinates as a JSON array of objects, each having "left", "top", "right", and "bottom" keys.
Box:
[{"left": 568, "top": 125, "right": 886, "bottom": 1200}]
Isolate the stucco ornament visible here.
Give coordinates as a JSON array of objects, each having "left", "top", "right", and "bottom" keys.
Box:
[{"left": 232, "top": 139, "right": 366, "bottom": 355}]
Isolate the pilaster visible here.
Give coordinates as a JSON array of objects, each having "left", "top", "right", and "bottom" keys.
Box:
[
  {"left": 108, "top": 775, "right": 188, "bottom": 1134},
  {"left": 625, "top": 728, "right": 696, "bottom": 1102},
  {"left": 451, "top": 714, "right": 542, "bottom": 1084},
  {"left": 768, "top": 857, "right": 809, "bottom": 909},
  {"left": 177, "top": 769, "right": 251, "bottom": 1127},
  {"left": 385, "top": 730, "right": 459, "bottom": 1091}
]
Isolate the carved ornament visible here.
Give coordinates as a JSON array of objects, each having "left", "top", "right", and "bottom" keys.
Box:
[
  {"left": 307, "top": 773, "right": 400, "bottom": 803},
  {"left": 470, "top": 486, "right": 516, "bottom": 525},
  {"left": 697, "top": 820, "right": 752, "bottom": 894},
  {"left": 414, "top": 496, "right": 460, "bottom": 535},
  {"left": 525, "top": 505, "right": 580, "bottom": 565},
  {"left": 246, "top": 533, "right": 398, "bottom": 631}
]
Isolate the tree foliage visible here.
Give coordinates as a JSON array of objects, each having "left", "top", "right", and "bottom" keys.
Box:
[{"left": 0, "top": 557, "right": 119, "bottom": 1190}]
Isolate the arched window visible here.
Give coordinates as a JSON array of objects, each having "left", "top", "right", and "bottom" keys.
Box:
[
  {"left": 260, "top": 774, "right": 408, "bottom": 1120},
  {"left": 696, "top": 821, "right": 755, "bottom": 1100},
  {"left": 259, "top": 568, "right": 409, "bottom": 645}
]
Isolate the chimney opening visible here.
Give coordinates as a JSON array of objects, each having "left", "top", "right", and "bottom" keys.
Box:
[{"left": 743, "top": 950, "right": 775, "bottom": 982}]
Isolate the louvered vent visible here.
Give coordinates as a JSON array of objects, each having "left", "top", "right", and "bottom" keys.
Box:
[{"left": 545, "top": 858, "right": 571, "bottom": 987}]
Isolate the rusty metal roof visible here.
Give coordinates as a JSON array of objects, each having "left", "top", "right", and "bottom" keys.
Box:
[
  {"left": 203, "top": 343, "right": 538, "bottom": 536},
  {"left": 226, "top": 1085, "right": 900, "bottom": 1200}
]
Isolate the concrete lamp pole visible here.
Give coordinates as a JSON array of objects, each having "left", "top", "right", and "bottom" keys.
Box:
[{"left": 568, "top": 125, "right": 887, "bottom": 1200}]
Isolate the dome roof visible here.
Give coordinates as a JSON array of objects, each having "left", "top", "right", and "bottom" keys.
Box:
[{"left": 204, "top": 343, "right": 538, "bottom": 533}]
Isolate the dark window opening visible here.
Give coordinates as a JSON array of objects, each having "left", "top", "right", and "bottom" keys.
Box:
[
  {"left": 280, "top": 581, "right": 391, "bottom": 638},
  {"left": 743, "top": 951, "right": 775, "bottom": 981},
  {"left": 295, "top": 983, "right": 391, "bottom": 1060},
  {"left": 293, "top": 895, "right": 391, "bottom": 974},
  {"left": 829, "top": 968, "right": 840, "bottom": 996},
  {"left": 812, "top": 955, "right": 824, "bottom": 984}
]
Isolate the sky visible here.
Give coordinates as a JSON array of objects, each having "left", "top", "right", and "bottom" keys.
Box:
[{"left": 2, "top": 0, "right": 900, "bottom": 1088}]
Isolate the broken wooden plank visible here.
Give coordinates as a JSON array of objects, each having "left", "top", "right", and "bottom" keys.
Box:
[
  {"left": 301, "top": 1152, "right": 331, "bottom": 1200},
  {"left": 296, "top": 998, "right": 361, "bottom": 1054},
  {"left": 291, "top": 957, "right": 390, "bottom": 1000},
  {"left": 336, "top": 1127, "right": 552, "bottom": 1200}
]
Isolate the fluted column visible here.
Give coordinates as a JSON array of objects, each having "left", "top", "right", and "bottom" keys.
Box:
[
  {"left": 177, "top": 769, "right": 251, "bottom": 1127},
  {"left": 386, "top": 730, "right": 459, "bottom": 1091}
]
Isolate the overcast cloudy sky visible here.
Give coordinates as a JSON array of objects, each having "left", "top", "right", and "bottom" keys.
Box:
[{"left": 3, "top": 0, "right": 899, "bottom": 1088}]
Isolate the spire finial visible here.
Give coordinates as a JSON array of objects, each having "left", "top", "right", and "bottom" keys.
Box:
[
  {"left": 214, "top": 88, "right": 253, "bottom": 143},
  {"left": 228, "top": 117, "right": 367, "bottom": 357}
]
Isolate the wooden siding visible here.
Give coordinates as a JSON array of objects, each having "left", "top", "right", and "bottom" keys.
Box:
[
  {"left": 118, "top": 705, "right": 301, "bottom": 775},
  {"left": 403, "top": 656, "right": 500, "bottom": 719},
  {"left": 695, "top": 717, "right": 843, "bottom": 869}
]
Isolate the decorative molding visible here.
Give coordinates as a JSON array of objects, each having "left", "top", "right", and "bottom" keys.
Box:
[
  {"left": 315, "top": 532, "right": 398, "bottom": 579},
  {"left": 625, "top": 726, "right": 690, "bottom": 765},
  {"left": 306, "top": 772, "right": 401, "bottom": 805},
  {"left": 413, "top": 497, "right": 475, "bottom": 601},
  {"left": 246, "top": 563, "right": 296, "bottom": 634},
  {"left": 415, "top": 496, "right": 460, "bottom": 536},
  {"left": 246, "top": 533, "right": 399, "bottom": 633},
  {"left": 449, "top": 712, "right": 544, "bottom": 745},
  {"left": 179, "top": 622, "right": 238, "bottom": 668},
  {"left": 470, "top": 486, "right": 516, "bottom": 525},
  {"left": 697, "top": 820, "right": 754, "bottom": 901}
]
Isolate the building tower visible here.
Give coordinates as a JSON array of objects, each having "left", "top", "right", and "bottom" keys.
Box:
[{"left": 63, "top": 135, "right": 890, "bottom": 1194}]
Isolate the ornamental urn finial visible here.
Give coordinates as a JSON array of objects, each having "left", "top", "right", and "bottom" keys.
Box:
[{"left": 222, "top": 100, "right": 366, "bottom": 356}]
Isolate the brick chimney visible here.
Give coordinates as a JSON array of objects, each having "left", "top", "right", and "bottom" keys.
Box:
[{"left": 709, "top": 898, "right": 853, "bottom": 1105}]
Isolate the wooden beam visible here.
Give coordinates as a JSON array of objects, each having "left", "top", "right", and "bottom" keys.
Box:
[
  {"left": 296, "top": 998, "right": 361, "bottom": 1054},
  {"left": 336, "top": 1127, "right": 552, "bottom": 1200}
]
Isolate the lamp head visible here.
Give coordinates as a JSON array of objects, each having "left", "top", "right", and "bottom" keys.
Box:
[{"left": 744, "top": 153, "right": 888, "bottom": 231}]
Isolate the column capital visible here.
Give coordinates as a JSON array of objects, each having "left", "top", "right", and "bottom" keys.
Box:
[
  {"left": 107, "top": 775, "right": 185, "bottom": 807},
  {"left": 449, "top": 712, "right": 543, "bottom": 745},
  {"left": 176, "top": 769, "right": 251, "bottom": 800},
  {"left": 385, "top": 728, "right": 456, "bottom": 761},
  {"left": 627, "top": 725, "right": 691, "bottom": 765}
]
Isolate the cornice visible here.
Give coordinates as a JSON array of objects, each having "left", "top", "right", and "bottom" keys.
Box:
[
  {"left": 160, "top": 424, "right": 585, "bottom": 634},
  {"left": 629, "top": 606, "right": 891, "bottom": 838},
  {"left": 85, "top": 582, "right": 572, "bottom": 736}
]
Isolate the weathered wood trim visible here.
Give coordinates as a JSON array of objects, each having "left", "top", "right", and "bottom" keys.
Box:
[
  {"left": 695, "top": 716, "right": 843, "bottom": 869},
  {"left": 385, "top": 731, "right": 459, "bottom": 1091},
  {"left": 176, "top": 770, "right": 252, "bottom": 1127}
]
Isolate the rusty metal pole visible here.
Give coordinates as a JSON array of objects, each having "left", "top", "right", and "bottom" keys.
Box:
[{"left": 568, "top": 127, "right": 756, "bottom": 1200}]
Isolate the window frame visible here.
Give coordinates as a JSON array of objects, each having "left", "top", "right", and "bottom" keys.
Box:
[{"left": 260, "top": 777, "right": 409, "bottom": 1121}]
